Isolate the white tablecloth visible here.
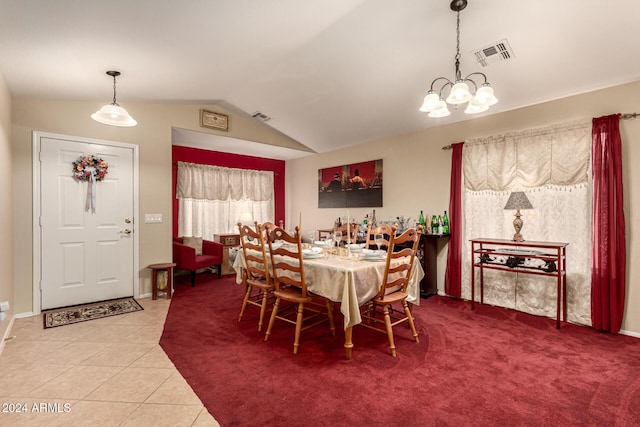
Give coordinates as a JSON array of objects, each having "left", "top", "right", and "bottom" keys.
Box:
[{"left": 233, "top": 250, "right": 424, "bottom": 329}]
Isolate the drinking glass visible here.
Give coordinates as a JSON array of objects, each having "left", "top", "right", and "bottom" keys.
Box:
[
  {"left": 334, "top": 231, "right": 342, "bottom": 247},
  {"left": 375, "top": 233, "right": 384, "bottom": 251}
]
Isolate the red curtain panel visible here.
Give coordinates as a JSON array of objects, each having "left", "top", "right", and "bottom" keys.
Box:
[
  {"left": 444, "top": 142, "right": 464, "bottom": 298},
  {"left": 591, "top": 114, "right": 626, "bottom": 333}
]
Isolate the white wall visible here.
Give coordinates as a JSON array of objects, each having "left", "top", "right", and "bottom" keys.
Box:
[{"left": 0, "top": 71, "right": 14, "bottom": 342}]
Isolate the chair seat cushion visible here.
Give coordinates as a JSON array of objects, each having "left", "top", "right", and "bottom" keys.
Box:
[
  {"left": 274, "top": 288, "right": 313, "bottom": 304},
  {"left": 247, "top": 277, "right": 273, "bottom": 290},
  {"left": 192, "top": 254, "right": 222, "bottom": 269},
  {"left": 375, "top": 291, "right": 408, "bottom": 305}
]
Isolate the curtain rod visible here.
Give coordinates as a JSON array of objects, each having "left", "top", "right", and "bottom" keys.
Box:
[{"left": 440, "top": 112, "right": 639, "bottom": 150}]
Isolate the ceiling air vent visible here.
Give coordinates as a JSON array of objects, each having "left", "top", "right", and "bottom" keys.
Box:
[
  {"left": 472, "top": 39, "right": 514, "bottom": 67},
  {"left": 252, "top": 111, "right": 271, "bottom": 122}
]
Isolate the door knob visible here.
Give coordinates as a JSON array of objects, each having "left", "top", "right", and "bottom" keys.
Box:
[
  {"left": 122, "top": 228, "right": 132, "bottom": 235},
  {"left": 124, "top": 218, "right": 132, "bottom": 224}
]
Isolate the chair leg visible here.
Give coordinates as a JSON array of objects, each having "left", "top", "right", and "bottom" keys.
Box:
[
  {"left": 190, "top": 270, "right": 196, "bottom": 287},
  {"left": 258, "top": 289, "right": 269, "bottom": 332},
  {"left": 238, "top": 283, "right": 252, "bottom": 322},
  {"left": 403, "top": 301, "right": 420, "bottom": 343},
  {"left": 382, "top": 304, "right": 396, "bottom": 357},
  {"left": 217, "top": 264, "right": 222, "bottom": 278},
  {"left": 293, "top": 303, "right": 304, "bottom": 354},
  {"left": 265, "top": 297, "right": 280, "bottom": 342}
]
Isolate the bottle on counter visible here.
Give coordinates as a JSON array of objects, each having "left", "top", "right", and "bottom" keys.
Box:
[
  {"left": 371, "top": 209, "right": 377, "bottom": 227},
  {"left": 431, "top": 215, "right": 438, "bottom": 234},
  {"left": 419, "top": 210, "right": 426, "bottom": 227},
  {"left": 443, "top": 211, "right": 449, "bottom": 234},
  {"left": 438, "top": 215, "right": 444, "bottom": 234}
]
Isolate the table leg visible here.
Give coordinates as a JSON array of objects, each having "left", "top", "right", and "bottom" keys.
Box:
[
  {"left": 471, "top": 242, "right": 475, "bottom": 310},
  {"left": 344, "top": 326, "right": 353, "bottom": 360},
  {"left": 151, "top": 268, "right": 158, "bottom": 300},
  {"left": 556, "top": 275, "right": 561, "bottom": 329}
]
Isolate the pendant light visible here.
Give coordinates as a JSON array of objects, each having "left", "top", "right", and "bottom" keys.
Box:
[
  {"left": 91, "top": 71, "right": 137, "bottom": 127},
  {"left": 419, "top": 0, "right": 498, "bottom": 118}
]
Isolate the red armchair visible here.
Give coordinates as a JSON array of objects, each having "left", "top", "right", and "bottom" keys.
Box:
[{"left": 173, "top": 237, "right": 223, "bottom": 287}]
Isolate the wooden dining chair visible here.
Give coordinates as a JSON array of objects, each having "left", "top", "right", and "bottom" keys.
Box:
[
  {"left": 237, "top": 222, "right": 274, "bottom": 332},
  {"left": 334, "top": 222, "right": 358, "bottom": 245},
  {"left": 365, "top": 223, "right": 394, "bottom": 249},
  {"left": 360, "top": 225, "right": 422, "bottom": 357},
  {"left": 264, "top": 225, "right": 335, "bottom": 354}
]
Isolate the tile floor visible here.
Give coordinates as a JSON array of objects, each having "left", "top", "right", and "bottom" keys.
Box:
[{"left": 0, "top": 297, "right": 220, "bottom": 426}]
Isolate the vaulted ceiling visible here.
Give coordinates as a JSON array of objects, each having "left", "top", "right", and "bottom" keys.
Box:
[{"left": 2, "top": 0, "right": 639, "bottom": 155}]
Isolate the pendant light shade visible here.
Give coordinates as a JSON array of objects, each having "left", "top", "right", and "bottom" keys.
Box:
[{"left": 91, "top": 71, "right": 137, "bottom": 127}]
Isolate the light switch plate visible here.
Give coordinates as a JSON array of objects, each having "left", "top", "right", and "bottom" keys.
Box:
[{"left": 145, "top": 214, "right": 163, "bottom": 224}]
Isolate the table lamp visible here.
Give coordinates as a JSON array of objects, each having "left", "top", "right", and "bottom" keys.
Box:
[{"left": 504, "top": 191, "right": 533, "bottom": 242}]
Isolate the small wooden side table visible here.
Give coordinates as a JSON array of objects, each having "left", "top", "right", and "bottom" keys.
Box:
[{"left": 148, "top": 262, "right": 177, "bottom": 300}]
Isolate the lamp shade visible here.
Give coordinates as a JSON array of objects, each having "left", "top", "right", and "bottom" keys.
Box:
[
  {"left": 91, "top": 103, "right": 137, "bottom": 127},
  {"left": 475, "top": 84, "right": 498, "bottom": 106},
  {"left": 445, "top": 81, "right": 472, "bottom": 104},
  {"left": 428, "top": 100, "right": 451, "bottom": 118},
  {"left": 419, "top": 91, "right": 440, "bottom": 112},
  {"left": 464, "top": 99, "right": 489, "bottom": 114},
  {"left": 504, "top": 191, "right": 533, "bottom": 210}
]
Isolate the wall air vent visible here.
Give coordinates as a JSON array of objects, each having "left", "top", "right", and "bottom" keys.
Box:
[
  {"left": 472, "top": 38, "right": 514, "bottom": 67},
  {"left": 252, "top": 111, "right": 271, "bottom": 122}
]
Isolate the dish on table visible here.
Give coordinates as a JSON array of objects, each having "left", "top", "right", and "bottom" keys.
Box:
[
  {"left": 302, "top": 247, "right": 324, "bottom": 259},
  {"left": 348, "top": 243, "right": 366, "bottom": 252},
  {"left": 362, "top": 249, "right": 385, "bottom": 257}
]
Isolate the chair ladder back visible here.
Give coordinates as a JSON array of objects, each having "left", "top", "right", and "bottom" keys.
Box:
[
  {"left": 266, "top": 225, "right": 307, "bottom": 297},
  {"left": 366, "top": 223, "right": 394, "bottom": 249},
  {"left": 378, "top": 225, "right": 422, "bottom": 298},
  {"left": 334, "top": 222, "right": 358, "bottom": 244},
  {"left": 238, "top": 222, "right": 270, "bottom": 283}
]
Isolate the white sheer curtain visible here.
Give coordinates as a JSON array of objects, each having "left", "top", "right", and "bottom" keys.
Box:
[
  {"left": 177, "top": 162, "right": 274, "bottom": 239},
  {"left": 461, "top": 121, "right": 593, "bottom": 325}
]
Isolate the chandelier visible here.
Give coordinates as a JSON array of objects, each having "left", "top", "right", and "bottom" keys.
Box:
[
  {"left": 419, "top": 0, "right": 498, "bottom": 118},
  {"left": 91, "top": 71, "right": 137, "bottom": 127}
]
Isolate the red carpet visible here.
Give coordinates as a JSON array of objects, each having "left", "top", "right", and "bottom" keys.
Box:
[{"left": 160, "top": 274, "right": 640, "bottom": 426}]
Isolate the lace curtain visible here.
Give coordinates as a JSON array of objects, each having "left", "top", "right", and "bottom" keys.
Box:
[
  {"left": 461, "top": 121, "right": 593, "bottom": 325},
  {"left": 177, "top": 161, "right": 274, "bottom": 238}
]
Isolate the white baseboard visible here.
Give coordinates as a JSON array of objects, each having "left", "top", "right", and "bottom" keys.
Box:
[
  {"left": 620, "top": 329, "right": 640, "bottom": 339},
  {"left": 138, "top": 293, "right": 152, "bottom": 299},
  {"left": 0, "top": 315, "right": 16, "bottom": 357},
  {"left": 16, "top": 311, "right": 35, "bottom": 319}
]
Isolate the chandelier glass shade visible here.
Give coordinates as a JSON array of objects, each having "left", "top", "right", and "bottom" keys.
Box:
[
  {"left": 419, "top": 0, "right": 498, "bottom": 118},
  {"left": 91, "top": 71, "right": 137, "bottom": 127}
]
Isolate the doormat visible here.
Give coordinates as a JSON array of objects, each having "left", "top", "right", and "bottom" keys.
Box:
[{"left": 43, "top": 297, "right": 143, "bottom": 329}]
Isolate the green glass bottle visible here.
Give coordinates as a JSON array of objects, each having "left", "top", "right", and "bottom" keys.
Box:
[
  {"left": 419, "top": 210, "right": 426, "bottom": 228},
  {"left": 443, "top": 211, "right": 449, "bottom": 234}
]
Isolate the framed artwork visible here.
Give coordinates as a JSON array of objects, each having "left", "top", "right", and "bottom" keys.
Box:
[
  {"left": 318, "top": 159, "right": 383, "bottom": 208},
  {"left": 200, "top": 109, "right": 229, "bottom": 131}
]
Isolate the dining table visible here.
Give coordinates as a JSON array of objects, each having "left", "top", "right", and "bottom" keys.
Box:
[{"left": 232, "top": 245, "right": 425, "bottom": 359}]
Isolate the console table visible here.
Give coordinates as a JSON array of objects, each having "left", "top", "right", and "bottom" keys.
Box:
[{"left": 470, "top": 238, "right": 568, "bottom": 328}]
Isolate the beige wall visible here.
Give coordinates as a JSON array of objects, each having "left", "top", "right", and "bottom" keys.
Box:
[
  {"left": 11, "top": 98, "right": 300, "bottom": 314},
  {"left": 9, "top": 80, "right": 640, "bottom": 335},
  {"left": 0, "top": 72, "right": 14, "bottom": 340},
  {"left": 286, "top": 80, "right": 640, "bottom": 335}
]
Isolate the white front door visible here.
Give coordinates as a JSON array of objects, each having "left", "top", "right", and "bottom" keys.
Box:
[{"left": 38, "top": 135, "right": 135, "bottom": 309}]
